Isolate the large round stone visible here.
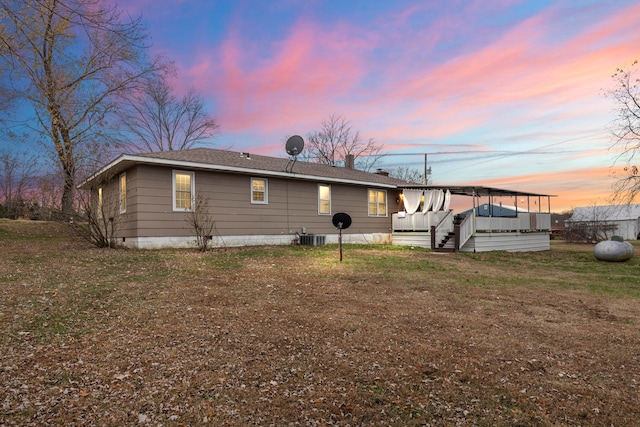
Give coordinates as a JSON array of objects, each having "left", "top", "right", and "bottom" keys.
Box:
[{"left": 593, "top": 240, "right": 635, "bottom": 262}]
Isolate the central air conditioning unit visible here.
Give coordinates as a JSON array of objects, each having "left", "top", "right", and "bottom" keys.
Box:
[{"left": 299, "top": 234, "right": 326, "bottom": 246}]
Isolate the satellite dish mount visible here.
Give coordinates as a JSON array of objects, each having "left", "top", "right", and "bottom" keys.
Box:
[
  {"left": 332, "top": 213, "right": 352, "bottom": 262},
  {"left": 284, "top": 135, "right": 304, "bottom": 172}
]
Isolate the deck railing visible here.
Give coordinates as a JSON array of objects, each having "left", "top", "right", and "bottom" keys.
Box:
[
  {"left": 474, "top": 213, "right": 551, "bottom": 232},
  {"left": 392, "top": 211, "right": 551, "bottom": 233},
  {"left": 455, "top": 211, "right": 475, "bottom": 249},
  {"left": 392, "top": 210, "right": 449, "bottom": 231},
  {"left": 430, "top": 210, "right": 454, "bottom": 249}
]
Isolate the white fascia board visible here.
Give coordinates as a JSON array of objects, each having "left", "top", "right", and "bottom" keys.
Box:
[
  {"left": 77, "top": 154, "right": 129, "bottom": 189},
  {"left": 81, "top": 154, "right": 398, "bottom": 189}
]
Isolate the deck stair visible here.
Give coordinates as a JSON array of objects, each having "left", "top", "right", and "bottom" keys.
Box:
[{"left": 435, "top": 231, "right": 456, "bottom": 253}]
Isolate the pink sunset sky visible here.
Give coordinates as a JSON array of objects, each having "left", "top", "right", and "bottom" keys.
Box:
[{"left": 119, "top": 0, "right": 640, "bottom": 212}]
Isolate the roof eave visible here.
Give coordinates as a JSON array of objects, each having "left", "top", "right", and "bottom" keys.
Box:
[
  {"left": 77, "top": 154, "right": 134, "bottom": 189},
  {"left": 397, "top": 184, "right": 556, "bottom": 198}
]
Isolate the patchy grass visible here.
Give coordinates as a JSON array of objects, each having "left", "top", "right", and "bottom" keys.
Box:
[{"left": 1, "top": 219, "right": 639, "bottom": 426}]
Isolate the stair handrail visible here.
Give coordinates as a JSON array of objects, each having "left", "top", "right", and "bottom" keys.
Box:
[
  {"left": 455, "top": 210, "right": 475, "bottom": 250},
  {"left": 430, "top": 210, "right": 454, "bottom": 250}
]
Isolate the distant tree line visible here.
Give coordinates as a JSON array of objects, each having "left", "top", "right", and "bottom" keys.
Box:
[{"left": 0, "top": 150, "right": 62, "bottom": 220}]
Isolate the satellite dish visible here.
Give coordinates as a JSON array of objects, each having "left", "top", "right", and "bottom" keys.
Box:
[
  {"left": 332, "top": 213, "right": 352, "bottom": 262},
  {"left": 285, "top": 135, "right": 304, "bottom": 156},
  {"left": 332, "top": 212, "right": 352, "bottom": 230},
  {"left": 284, "top": 135, "right": 305, "bottom": 173}
]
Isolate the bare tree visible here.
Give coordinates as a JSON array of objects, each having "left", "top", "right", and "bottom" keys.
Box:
[
  {"left": 186, "top": 192, "right": 216, "bottom": 251},
  {"left": 118, "top": 76, "right": 219, "bottom": 152},
  {"left": 389, "top": 167, "right": 424, "bottom": 184},
  {"left": 32, "top": 172, "right": 63, "bottom": 220},
  {"left": 565, "top": 204, "right": 617, "bottom": 243},
  {"left": 0, "top": 0, "right": 167, "bottom": 215},
  {"left": 608, "top": 60, "right": 640, "bottom": 204},
  {"left": 305, "top": 114, "right": 384, "bottom": 171},
  {"left": 0, "top": 149, "right": 39, "bottom": 219}
]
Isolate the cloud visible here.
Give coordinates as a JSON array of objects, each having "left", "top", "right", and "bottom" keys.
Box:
[
  {"left": 124, "top": 0, "right": 639, "bottom": 210},
  {"left": 366, "top": 2, "right": 640, "bottom": 142},
  {"left": 145, "top": 1, "right": 640, "bottom": 145},
  {"left": 181, "top": 17, "right": 371, "bottom": 135},
  {"left": 470, "top": 166, "right": 623, "bottom": 211}
]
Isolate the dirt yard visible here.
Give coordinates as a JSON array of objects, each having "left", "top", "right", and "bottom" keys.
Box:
[{"left": 1, "top": 220, "right": 639, "bottom": 426}]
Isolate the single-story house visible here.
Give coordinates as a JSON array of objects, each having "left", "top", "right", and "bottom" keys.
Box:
[
  {"left": 565, "top": 204, "right": 640, "bottom": 241},
  {"left": 78, "top": 148, "right": 409, "bottom": 249},
  {"left": 79, "top": 147, "right": 556, "bottom": 252}
]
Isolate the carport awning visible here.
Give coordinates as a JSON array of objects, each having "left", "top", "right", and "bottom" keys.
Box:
[{"left": 397, "top": 184, "right": 555, "bottom": 199}]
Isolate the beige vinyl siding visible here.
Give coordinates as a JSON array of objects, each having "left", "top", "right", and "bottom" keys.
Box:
[
  {"left": 130, "top": 166, "right": 185, "bottom": 237},
  {"left": 128, "top": 165, "right": 401, "bottom": 239},
  {"left": 114, "top": 167, "right": 138, "bottom": 239},
  {"left": 206, "top": 175, "right": 308, "bottom": 236},
  {"left": 90, "top": 167, "right": 138, "bottom": 240},
  {"left": 330, "top": 184, "right": 396, "bottom": 234}
]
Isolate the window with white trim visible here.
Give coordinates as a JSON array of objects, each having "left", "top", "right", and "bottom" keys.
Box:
[
  {"left": 318, "top": 184, "right": 331, "bottom": 215},
  {"left": 251, "top": 178, "right": 268, "bottom": 204},
  {"left": 119, "top": 173, "right": 127, "bottom": 213},
  {"left": 173, "top": 170, "right": 194, "bottom": 211},
  {"left": 97, "top": 187, "right": 103, "bottom": 218},
  {"left": 368, "top": 189, "right": 387, "bottom": 217}
]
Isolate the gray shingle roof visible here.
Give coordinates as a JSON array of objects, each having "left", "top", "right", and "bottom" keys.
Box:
[{"left": 81, "top": 147, "right": 413, "bottom": 188}]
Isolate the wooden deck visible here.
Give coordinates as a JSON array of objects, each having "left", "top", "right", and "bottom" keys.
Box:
[{"left": 392, "top": 210, "right": 552, "bottom": 252}]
